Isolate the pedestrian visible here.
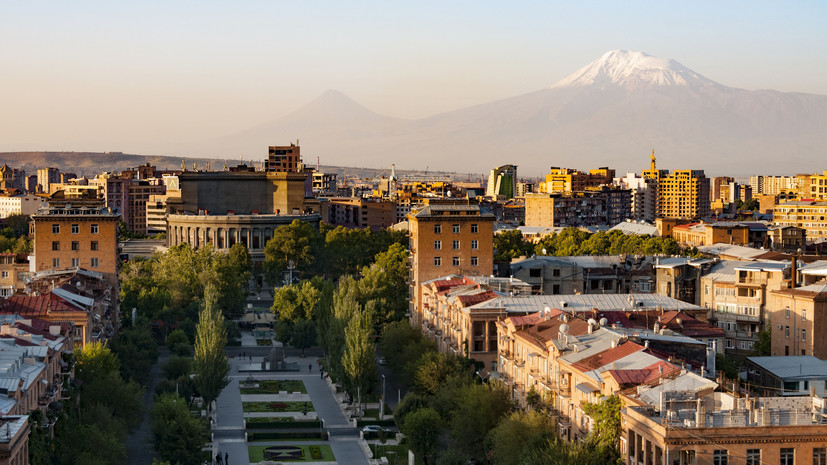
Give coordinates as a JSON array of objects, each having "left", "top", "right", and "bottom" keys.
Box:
[
  {"left": 225, "top": 452, "right": 229, "bottom": 465},
  {"left": 215, "top": 452, "right": 222, "bottom": 465},
  {"left": 308, "top": 364, "right": 312, "bottom": 372}
]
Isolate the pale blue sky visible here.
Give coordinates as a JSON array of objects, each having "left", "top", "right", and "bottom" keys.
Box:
[{"left": 1, "top": 1, "right": 826, "bottom": 153}]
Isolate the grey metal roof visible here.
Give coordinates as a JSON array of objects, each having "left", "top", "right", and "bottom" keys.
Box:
[
  {"left": 697, "top": 244, "right": 769, "bottom": 260},
  {"left": 734, "top": 262, "right": 788, "bottom": 273},
  {"left": 469, "top": 293, "right": 706, "bottom": 313},
  {"left": 748, "top": 356, "right": 827, "bottom": 380},
  {"left": 609, "top": 220, "right": 657, "bottom": 236}
]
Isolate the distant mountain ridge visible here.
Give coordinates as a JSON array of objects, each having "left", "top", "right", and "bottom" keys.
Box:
[{"left": 205, "top": 50, "right": 827, "bottom": 177}]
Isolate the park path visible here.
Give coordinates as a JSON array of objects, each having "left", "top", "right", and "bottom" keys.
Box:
[{"left": 126, "top": 347, "right": 171, "bottom": 465}]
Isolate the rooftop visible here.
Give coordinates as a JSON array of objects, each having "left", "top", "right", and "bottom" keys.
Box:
[{"left": 748, "top": 356, "right": 827, "bottom": 380}]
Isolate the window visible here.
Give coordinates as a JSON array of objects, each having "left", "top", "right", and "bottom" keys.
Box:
[
  {"left": 91, "top": 258, "right": 99, "bottom": 268},
  {"left": 91, "top": 224, "right": 99, "bottom": 234},
  {"left": 803, "top": 309, "right": 807, "bottom": 321},
  {"left": 471, "top": 240, "right": 478, "bottom": 250},
  {"left": 71, "top": 224, "right": 79, "bottom": 234},
  {"left": 705, "top": 284, "right": 710, "bottom": 295},
  {"left": 802, "top": 329, "right": 806, "bottom": 341},
  {"left": 52, "top": 258, "right": 60, "bottom": 268},
  {"left": 71, "top": 258, "right": 79, "bottom": 267},
  {"left": 91, "top": 241, "right": 98, "bottom": 251},
  {"left": 452, "top": 257, "right": 460, "bottom": 266},
  {"left": 553, "top": 269, "right": 561, "bottom": 277},
  {"left": 471, "top": 224, "right": 478, "bottom": 233},
  {"left": 71, "top": 241, "right": 79, "bottom": 251},
  {"left": 434, "top": 224, "right": 441, "bottom": 234},
  {"left": 553, "top": 284, "right": 560, "bottom": 294},
  {"left": 813, "top": 447, "right": 826, "bottom": 465},
  {"left": 780, "top": 447, "right": 794, "bottom": 465},
  {"left": 746, "top": 449, "right": 761, "bottom": 465},
  {"left": 0, "top": 271, "right": 7, "bottom": 279},
  {"left": 471, "top": 257, "right": 478, "bottom": 267},
  {"left": 452, "top": 240, "right": 460, "bottom": 250},
  {"left": 452, "top": 224, "right": 459, "bottom": 234},
  {"left": 434, "top": 240, "right": 442, "bottom": 250},
  {"left": 786, "top": 326, "right": 790, "bottom": 338},
  {"left": 52, "top": 241, "right": 60, "bottom": 251},
  {"left": 52, "top": 224, "right": 60, "bottom": 234},
  {"left": 434, "top": 257, "right": 441, "bottom": 266},
  {"left": 786, "top": 307, "right": 791, "bottom": 318},
  {"left": 713, "top": 450, "right": 728, "bottom": 465}
]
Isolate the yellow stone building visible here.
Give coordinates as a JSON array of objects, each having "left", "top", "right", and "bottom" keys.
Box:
[{"left": 642, "top": 151, "right": 710, "bottom": 219}]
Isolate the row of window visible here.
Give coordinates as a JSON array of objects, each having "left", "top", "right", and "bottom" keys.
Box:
[
  {"left": 784, "top": 325, "right": 807, "bottom": 341},
  {"left": 434, "top": 240, "right": 478, "bottom": 250},
  {"left": 434, "top": 224, "right": 479, "bottom": 234},
  {"left": 52, "top": 224, "right": 100, "bottom": 234},
  {"left": 785, "top": 307, "right": 807, "bottom": 321},
  {"left": 52, "top": 258, "right": 99, "bottom": 268},
  {"left": 52, "top": 241, "right": 99, "bottom": 251},
  {"left": 714, "top": 447, "right": 815, "bottom": 465},
  {"left": 433, "top": 257, "right": 479, "bottom": 267}
]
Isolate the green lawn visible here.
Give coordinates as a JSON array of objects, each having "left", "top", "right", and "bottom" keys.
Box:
[
  {"left": 240, "top": 379, "right": 307, "bottom": 394},
  {"left": 248, "top": 444, "right": 335, "bottom": 462},
  {"left": 243, "top": 401, "right": 315, "bottom": 413},
  {"left": 368, "top": 443, "right": 422, "bottom": 465}
]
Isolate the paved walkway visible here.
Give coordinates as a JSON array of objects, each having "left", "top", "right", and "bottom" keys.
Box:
[
  {"left": 125, "top": 348, "right": 171, "bottom": 465},
  {"left": 212, "top": 331, "right": 370, "bottom": 465}
]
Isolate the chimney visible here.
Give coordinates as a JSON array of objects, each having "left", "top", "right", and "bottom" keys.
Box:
[
  {"left": 791, "top": 255, "right": 798, "bottom": 288},
  {"left": 644, "top": 340, "right": 650, "bottom": 349}
]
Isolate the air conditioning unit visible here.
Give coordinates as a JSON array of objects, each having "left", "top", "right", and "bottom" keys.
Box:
[{"left": 777, "top": 324, "right": 783, "bottom": 330}]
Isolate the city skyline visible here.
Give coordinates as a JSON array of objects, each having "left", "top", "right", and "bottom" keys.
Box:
[{"left": 2, "top": 1, "right": 826, "bottom": 169}]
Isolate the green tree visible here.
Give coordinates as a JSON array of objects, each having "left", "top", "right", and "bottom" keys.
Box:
[
  {"left": 290, "top": 318, "right": 317, "bottom": 356},
  {"left": 494, "top": 229, "right": 533, "bottom": 262},
  {"left": 193, "top": 283, "right": 230, "bottom": 414},
  {"left": 414, "top": 352, "right": 468, "bottom": 396},
  {"left": 263, "top": 219, "right": 321, "bottom": 285},
  {"left": 358, "top": 242, "right": 410, "bottom": 326},
  {"left": 581, "top": 395, "right": 622, "bottom": 463},
  {"left": 401, "top": 408, "right": 442, "bottom": 465},
  {"left": 272, "top": 280, "right": 321, "bottom": 322},
  {"left": 393, "top": 392, "right": 429, "bottom": 430},
  {"left": 3, "top": 214, "right": 30, "bottom": 237},
  {"left": 486, "top": 410, "right": 555, "bottom": 465},
  {"left": 151, "top": 393, "right": 208, "bottom": 465},
  {"left": 109, "top": 320, "right": 159, "bottom": 384},
  {"left": 754, "top": 329, "right": 771, "bottom": 356},
  {"left": 212, "top": 242, "right": 252, "bottom": 319},
  {"left": 342, "top": 303, "right": 376, "bottom": 399},
  {"left": 450, "top": 383, "right": 513, "bottom": 461}
]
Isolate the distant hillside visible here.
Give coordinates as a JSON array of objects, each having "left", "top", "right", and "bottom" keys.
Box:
[{"left": 0, "top": 151, "right": 483, "bottom": 182}]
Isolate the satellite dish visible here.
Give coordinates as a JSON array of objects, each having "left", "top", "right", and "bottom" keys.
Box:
[
  {"left": 599, "top": 317, "right": 608, "bottom": 326},
  {"left": 559, "top": 323, "right": 569, "bottom": 334},
  {"left": 587, "top": 318, "right": 597, "bottom": 327}
]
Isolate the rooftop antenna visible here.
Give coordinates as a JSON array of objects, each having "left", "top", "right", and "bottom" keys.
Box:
[{"left": 317, "top": 156, "right": 320, "bottom": 171}]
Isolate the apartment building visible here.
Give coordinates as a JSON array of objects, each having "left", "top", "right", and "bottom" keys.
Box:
[
  {"left": 768, "top": 283, "right": 827, "bottom": 357},
  {"left": 700, "top": 260, "right": 792, "bottom": 354},
  {"left": 486, "top": 165, "right": 518, "bottom": 199},
  {"left": 540, "top": 167, "right": 615, "bottom": 194},
  {"left": 613, "top": 172, "right": 657, "bottom": 222},
  {"left": 407, "top": 204, "right": 495, "bottom": 321},
  {"left": 0, "top": 254, "right": 28, "bottom": 297},
  {"left": 642, "top": 152, "right": 710, "bottom": 219},
  {"left": 320, "top": 197, "right": 396, "bottom": 230},
  {"left": 774, "top": 200, "right": 827, "bottom": 241},
  {"left": 670, "top": 222, "right": 750, "bottom": 247},
  {"left": 510, "top": 255, "right": 654, "bottom": 295},
  {"left": 266, "top": 144, "right": 301, "bottom": 172},
  {"left": 524, "top": 188, "right": 632, "bottom": 228},
  {"left": 0, "top": 191, "right": 45, "bottom": 218},
  {"left": 30, "top": 205, "right": 120, "bottom": 286}
]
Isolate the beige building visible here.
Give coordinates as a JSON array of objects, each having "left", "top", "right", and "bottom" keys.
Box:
[
  {"left": 408, "top": 203, "right": 495, "bottom": 322},
  {"left": 0, "top": 254, "right": 28, "bottom": 298},
  {"left": 700, "top": 260, "right": 792, "bottom": 354},
  {"left": 769, "top": 283, "right": 827, "bottom": 357},
  {"left": 0, "top": 192, "right": 45, "bottom": 218},
  {"left": 642, "top": 152, "right": 710, "bottom": 219},
  {"left": 670, "top": 222, "right": 750, "bottom": 247},
  {"left": 540, "top": 167, "right": 615, "bottom": 194},
  {"left": 773, "top": 200, "right": 827, "bottom": 241},
  {"left": 30, "top": 205, "right": 120, "bottom": 286}
]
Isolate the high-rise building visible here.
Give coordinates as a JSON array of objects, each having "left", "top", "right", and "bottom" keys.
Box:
[
  {"left": 710, "top": 176, "right": 735, "bottom": 202},
  {"left": 807, "top": 170, "right": 827, "bottom": 200},
  {"left": 266, "top": 144, "right": 301, "bottom": 172},
  {"left": 642, "top": 151, "right": 710, "bottom": 219},
  {"left": 36, "top": 167, "right": 60, "bottom": 194},
  {"left": 524, "top": 188, "right": 632, "bottom": 228},
  {"left": 407, "top": 203, "right": 494, "bottom": 324},
  {"left": 614, "top": 172, "right": 656, "bottom": 222},
  {"left": 540, "top": 166, "right": 615, "bottom": 194},
  {"left": 486, "top": 165, "right": 517, "bottom": 199}
]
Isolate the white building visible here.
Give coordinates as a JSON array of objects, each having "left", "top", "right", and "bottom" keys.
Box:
[{"left": 0, "top": 193, "right": 46, "bottom": 218}]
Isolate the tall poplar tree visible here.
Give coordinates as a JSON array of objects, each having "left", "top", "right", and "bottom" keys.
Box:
[{"left": 193, "top": 283, "right": 230, "bottom": 414}]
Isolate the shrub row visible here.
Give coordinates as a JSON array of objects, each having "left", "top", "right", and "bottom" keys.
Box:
[
  {"left": 248, "top": 431, "right": 326, "bottom": 441},
  {"left": 246, "top": 419, "right": 322, "bottom": 429}
]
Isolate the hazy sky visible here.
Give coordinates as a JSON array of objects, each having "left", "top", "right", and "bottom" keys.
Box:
[{"left": 2, "top": 0, "right": 826, "bottom": 156}]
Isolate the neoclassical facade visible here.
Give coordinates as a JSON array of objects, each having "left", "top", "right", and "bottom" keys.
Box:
[{"left": 166, "top": 212, "right": 321, "bottom": 261}]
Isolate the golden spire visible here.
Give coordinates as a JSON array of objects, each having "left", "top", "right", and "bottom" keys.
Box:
[{"left": 650, "top": 149, "right": 656, "bottom": 171}]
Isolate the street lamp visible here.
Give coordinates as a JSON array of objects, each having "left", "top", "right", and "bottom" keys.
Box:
[{"left": 380, "top": 374, "right": 386, "bottom": 420}]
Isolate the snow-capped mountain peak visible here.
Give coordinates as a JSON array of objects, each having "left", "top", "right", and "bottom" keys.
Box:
[{"left": 551, "top": 50, "right": 718, "bottom": 89}]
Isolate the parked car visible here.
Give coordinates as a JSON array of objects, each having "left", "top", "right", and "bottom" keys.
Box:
[{"left": 362, "top": 425, "right": 388, "bottom": 433}]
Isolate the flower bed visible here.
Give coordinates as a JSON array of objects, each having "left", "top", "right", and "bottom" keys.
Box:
[
  {"left": 240, "top": 379, "right": 307, "bottom": 394},
  {"left": 256, "top": 339, "right": 272, "bottom": 346},
  {"left": 242, "top": 401, "right": 314, "bottom": 413}
]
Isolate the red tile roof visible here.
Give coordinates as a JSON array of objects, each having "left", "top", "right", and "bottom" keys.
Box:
[
  {"left": 573, "top": 341, "right": 645, "bottom": 372},
  {"left": 455, "top": 290, "right": 498, "bottom": 307},
  {"left": 605, "top": 360, "right": 680, "bottom": 386},
  {"left": 0, "top": 294, "right": 83, "bottom": 317}
]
